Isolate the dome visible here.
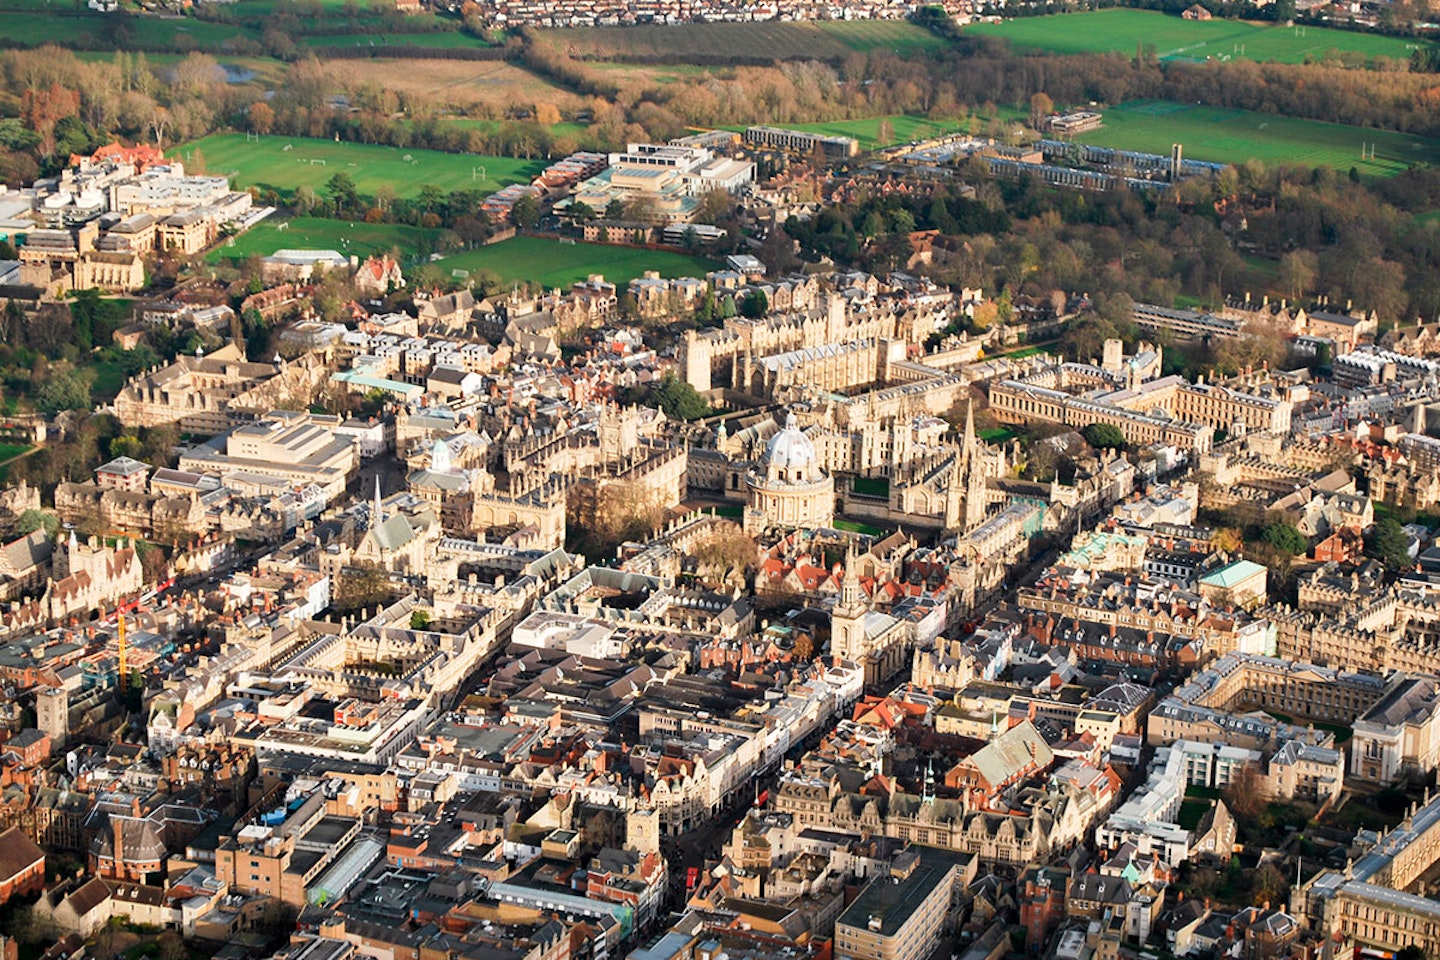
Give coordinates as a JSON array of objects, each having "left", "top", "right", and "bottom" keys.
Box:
[
  {"left": 431, "top": 438, "right": 452, "bottom": 474},
  {"left": 764, "top": 412, "right": 818, "bottom": 474}
]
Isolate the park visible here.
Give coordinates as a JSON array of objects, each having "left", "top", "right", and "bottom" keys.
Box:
[
  {"left": 967, "top": 9, "right": 1431, "bottom": 64},
  {"left": 172, "top": 134, "right": 546, "bottom": 203}
]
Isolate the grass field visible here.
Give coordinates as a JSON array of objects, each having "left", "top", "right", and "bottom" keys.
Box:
[
  {"left": 1073, "top": 100, "right": 1440, "bottom": 177},
  {"left": 172, "top": 134, "right": 545, "bottom": 200},
  {"left": 539, "top": 19, "right": 947, "bottom": 61},
  {"left": 316, "top": 58, "right": 587, "bottom": 114},
  {"left": 0, "top": 11, "right": 265, "bottom": 49},
  {"left": 209, "top": 217, "right": 445, "bottom": 263},
  {"left": 436, "top": 236, "right": 718, "bottom": 289},
  {"left": 301, "top": 30, "right": 492, "bottom": 49},
  {"left": 968, "top": 9, "right": 1430, "bottom": 64}
]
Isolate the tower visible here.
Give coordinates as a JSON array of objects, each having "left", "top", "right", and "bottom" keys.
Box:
[
  {"left": 831, "top": 541, "right": 869, "bottom": 663},
  {"left": 373, "top": 474, "right": 384, "bottom": 525},
  {"left": 682, "top": 330, "right": 712, "bottom": 394},
  {"left": 37, "top": 686, "right": 67, "bottom": 750},
  {"left": 1416, "top": 401, "right": 1428, "bottom": 437}
]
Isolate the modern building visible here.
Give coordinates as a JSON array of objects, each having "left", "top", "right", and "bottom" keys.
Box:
[
  {"left": 178, "top": 412, "right": 359, "bottom": 503},
  {"left": 744, "top": 126, "right": 860, "bottom": 159},
  {"left": 833, "top": 847, "right": 974, "bottom": 960}
]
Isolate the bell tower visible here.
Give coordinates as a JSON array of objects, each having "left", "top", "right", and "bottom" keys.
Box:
[{"left": 831, "top": 541, "right": 869, "bottom": 663}]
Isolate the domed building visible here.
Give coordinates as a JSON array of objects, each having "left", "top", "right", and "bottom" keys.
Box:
[{"left": 744, "top": 411, "right": 834, "bottom": 534}]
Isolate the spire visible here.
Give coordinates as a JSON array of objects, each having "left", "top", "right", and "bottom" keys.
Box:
[
  {"left": 839, "top": 539, "right": 863, "bottom": 612},
  {"left": 373, "top": 475, "right": 383, "bottom": 526},
  {"left": 962, "top": 397, "right": 976, "bottom": 463}
]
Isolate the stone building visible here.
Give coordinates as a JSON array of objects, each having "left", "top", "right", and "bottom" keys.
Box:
[
  {"left": 113, "top": 345, "right": 327, "bottom": 435},
  {"left": 744, "top": 411, "right": 835, "bottom": 535}
]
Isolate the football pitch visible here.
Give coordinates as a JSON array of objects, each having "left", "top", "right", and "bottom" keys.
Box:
[
  {"left": 1074, "top": 100, "right": 1439, "bottom": 177},
  {"left": 208, "top": 217, "right": 445, "bottom": 263},
  {"left": 967, "top": 9, "right": 1430, "bottom": 64},
  {"left": 436, "top": 237, "right": 719, "bottom": 290},
  {"left": 172, "top": 134, "right": 546, "bottom": 202}
]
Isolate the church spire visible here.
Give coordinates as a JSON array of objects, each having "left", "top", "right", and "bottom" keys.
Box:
[
  {"left": 373, "top": 474, "right": 383, "bottom": 526},
  {"left": 839, "top": 539, "right": 863, "bottom": 611},
  {"left": 961, "top": 397, "right": 976, "bottom": 463}
]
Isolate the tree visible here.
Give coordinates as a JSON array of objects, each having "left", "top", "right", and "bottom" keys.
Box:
[
  {"left": 1029, "top": 92, "right": 1054, "bottom": 131},
  {"left": 876, "top": 118, "right": 895, "bottom": 147},
  {"left": 511, "top": 194, "right": 540, "bottom": 228},
  {"left": 1252, "top": 863, "right": 1289, "bottom": 907},
  {"left": 1396, "top": 946, "right": 1427, "bottom": 960},
  {"left": 644, "top": 374, "right": 710, "bottom": 421},
  {"left": 325, "top": 172, "right": 359, "bottom": 215},
  {"left": 16, "top": 509, "right": 58, "bottom": 539},
  {"left": 741, "top": 289, "right": 769, "bottom": 319},
  {"left": 1083, "top": 423, "right": 1126, "bottom": 450},
  {"left": 36, "top": 369, "right": 92, "bottom": 413},
  {"left": 1368, "top": 516, "right": 1413, "bottom": 573},
  {"left": 534, "top": 102, "right": 562, "bottom": 125},
  {"left": 794, "top": 632, "right": 815, "bottom": 661},
  {"left": 1278, "top": 250, "right": 1318, "bottom": 299},
  {"left": 410, "top": 610, "right": 431, "bottom": 630},
  {"left": 1261, "top": 522, "right": 1307, "bottom": 556},
  {"left": 1222, "top": 762, "right": 1266, "bottom": 822},
  {"left": 1212, "top": 528, "right": 1244, "bottom": 555}
]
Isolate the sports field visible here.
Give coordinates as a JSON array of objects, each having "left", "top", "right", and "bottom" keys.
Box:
[
  {"left": 968, "top": 9, "right": 1429, "bottom": 64},
  {"left": 172, "top": 134, "right": 545, "bottom": 201},
  {"left": 782, "top": 115, "right": 961, "bottom": 150},
  {"left": 436, "top": 237, "right": 718, "bottom": 289},
  {"left": 208, "top": 217, "right": 444, "bottom": 263},
  {"left": 1074, "top": 100, "right": 1440, "bottom": 177},
  {"left": 540, "top": 19, "right": 947, "bottom": 60}
]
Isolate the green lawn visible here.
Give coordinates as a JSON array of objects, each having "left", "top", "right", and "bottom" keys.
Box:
[
  {"left": 968, "top": 9, "right": 1430, "bottom": 64},
  {"left": 302, "top": 30, "right": 492, "bottom": 48},
  {"left": 852, "top": 477, "right": 890, "bottom": 497},
  {"left": 435, "top": 236, "right": 719, "bottom": 289},
  {"left": 0, "top": 442, "right": 34, "bottom": 462},
  {"left": 1178, "top": 799, "right": 1210, "bottom": 831},
  {"left": 1073, "top": 100, "right": 1440, "bottom": 178},
  {"left": 209, "top": 217, "right": 445, "bottom": 262},
  {"left": 1, "top": 11, "right": 266, "bottom": 50},
  {"left": 541, "top": 19, "right": 946, "bottom": 60},
  {"left": 86, "top": 358, "right": 130, "bottom": 399},
  {"left": 171, "top": 134, "right": 545, "bottom": 201},
  {"left": 833, "top": 518, "right": 888, "bottom": 536}
]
